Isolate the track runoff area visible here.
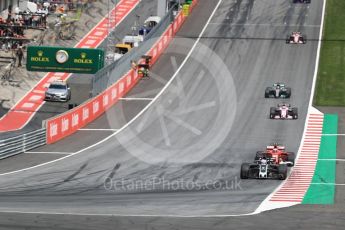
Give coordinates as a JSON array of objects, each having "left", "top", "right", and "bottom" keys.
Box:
[{"left": 0, "top": 0, "right": 341, "bottom": 222}]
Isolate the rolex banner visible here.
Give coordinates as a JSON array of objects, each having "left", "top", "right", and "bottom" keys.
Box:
[{"left": 26, "top": 46, "right": 105, "bottom": 74}]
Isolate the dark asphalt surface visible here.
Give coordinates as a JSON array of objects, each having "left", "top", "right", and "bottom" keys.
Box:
[
  {"left": 0, "top": 0, "right": 340, "bottom": 229},
  {"left": 0, "top": 204, "right": 344, "bottom": 230}
]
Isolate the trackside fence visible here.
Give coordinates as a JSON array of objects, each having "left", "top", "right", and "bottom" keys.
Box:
[
  {"left": 0, "top": 0, "right": 199, "bottom": 154},
  {"left": 0, "top": 129, "right": 46, "bottom": 159},
  {"left": 45, "top": 0, "right": 199, "bottom": 144},
  {"left": 92, "top": 4, "right": 178, "bottom": 96}
]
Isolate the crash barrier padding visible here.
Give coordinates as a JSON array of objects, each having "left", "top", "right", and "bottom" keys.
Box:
[{"left": 46, "top": 0, "right": 199, "bottom": 144}]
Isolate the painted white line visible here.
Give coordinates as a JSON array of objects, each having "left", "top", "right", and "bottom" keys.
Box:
[
  {"left": 322, "top": 134, "right": 345, "bottom": 136},
  {"left": 208, "top": 23, "right": 321, "bottom": 27},
  {"left": 308, "top": 0, "right": 327, "bottom": 109},
  {"left": 119, "top": 97, "right": 154, "bottom": 101},
  {"left": 318, "top": 159, "right": 345, "bottom": 162},
  {"left": 0, "top": 0, "right": 223, "bottom": 177},
  {"left": 255, "top": 0, "right": 327, "bottom": 214},
  {"left": 311, "top": 183, "right": 345, "bottom": 186},
  {"left": 0, "top": 210, "right": 256, "bottom": 218},
  {"left": 24, "top": 152, "right": 72, "bottom": 155},
  {"left": 78, "top": 129, "right": 118, "bottom": 131}
]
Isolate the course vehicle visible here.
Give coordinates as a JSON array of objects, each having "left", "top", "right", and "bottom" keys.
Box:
[
  {"left": 139, "top": 16, "right": 161, "bottom": 36},
  {"left": 265, "top": 83, "right": 291, "bottom": 98},
  {"left": 293, "top": 0, "right": 311, "bottom": 3},
  {"left": 286, "top": 32, "right": 307, "bottom": 44},
  {"left": 107, "top": 35, "right": 143, "bottom": 62},
  {"left": 240, "top": 159, "right": 287, "bottom": 180},
  {"left": 45, "top": 80, "right": 71, "bottom": 102},
  {"left": 112, "top": 43, "right": 132, "bottom": 61},
  {"left": 255, "top": 144, "right": 295, "bottom": 167},
  {"left": 122, "top": 35, "right": 143, "bottom": 47},
  {"left": 270, "top": 103, "right": 298, "bottom": 119}
]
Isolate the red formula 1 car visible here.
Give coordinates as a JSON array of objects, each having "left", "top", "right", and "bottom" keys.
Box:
[
  {"left": 255, "top": 144, "right": 295, "bottom": 167},
  {"left": 286, "top": 32, "right": 307, "bottom": 44}
]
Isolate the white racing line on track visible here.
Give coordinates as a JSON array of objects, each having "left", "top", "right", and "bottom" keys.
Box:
[
  {"left": 0, "top": 0, "right": 326, "bottom": 218},
  {"left": 208, "top": 23, "right": 321, "bottom": 28},
  {"left": 0, "top": 0, "right": 223, "bottom": 176},
  {"left": 322, "top": 134, "right": 345, "bottom": 136},
  {"left": 0, "top": 0, "right": 259, "bottom": 218},
  {"left": 0, "top": 210, "right": 257, "bottom": 218},
  {"left": 119, "top": 97, "right": 154, "bottom": 101},
  {"left": 255, "top": 0, "right": 327, "bottom": 214},
  {"left": 318, "top": 159, "right": 345, "bottom": 162},
  {"left": 78, "top": 129, "right": 118, "bottom": 131},
  {"left": 24, "top": 152, "right": 72, "bottom": 154}
]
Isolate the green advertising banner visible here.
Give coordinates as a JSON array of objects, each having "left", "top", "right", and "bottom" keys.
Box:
[{"left": 26, "top": 46, "right": 104, "bottom": 74}]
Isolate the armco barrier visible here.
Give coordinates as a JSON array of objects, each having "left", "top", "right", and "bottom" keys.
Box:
[
  {"left": 0, "top": 129, "right": 46, "bottom": 159},
  {"left": 46, "top": 0, "right": 199, "bottom": 144}
]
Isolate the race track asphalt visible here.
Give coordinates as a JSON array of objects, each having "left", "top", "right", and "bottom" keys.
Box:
[{"left": 0, "top": 0, "right": 333, "bottom": 228}]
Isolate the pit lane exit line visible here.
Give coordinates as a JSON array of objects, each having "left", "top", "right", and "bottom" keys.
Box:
[
  {"left": 321, "top": 134, "right": 345, "bottom": 136},
  {"left": 24, "top": 152, "right": 72, "bottom": 155},
  {"left": 0, "top": 0, "right": 223, "bottom": 180},
  {"left": 208, "top": 23, "right": 320, "bottom": 27},
  {"left": 119, "top": 97, "right": 154, "bottom": 101},
  {"left": 78, "top": 129, "right": 118, "bottom": 131}
]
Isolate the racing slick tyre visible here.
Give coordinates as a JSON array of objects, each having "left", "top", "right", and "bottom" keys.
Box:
[
  {"left": 286, "top": 36, "right": 290, "bottom": 44},
  {"left": 287, "top": 152, "right": 295, "bottom": 167},
  {"left": 292, "top": 108, "right": 298, "bottom": 119},
  {"left": 265, "top": 88, "right": 272, "bottom": 98},
  {"left": 278, "top": 164, "right": 288, "bottom": 180},
  {"left": 285, "top": 88, "right": 291, "bottom": 98},
  {"left": 265, "top": 91, "right": 269, "bottom": 98},
  {"left": 255, "top": 151, "right": 265, "bottom": 160},
  {"left": 303, "top": 34, "right": 307, "bottom": 44},
  {"left": 241, "top": 163, "right": 250, "bottom": 179},
  {"left": 270, "top": 107, "right": 276, "bottom": 119}
]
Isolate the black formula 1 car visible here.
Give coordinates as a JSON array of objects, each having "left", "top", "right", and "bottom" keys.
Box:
[
  {"left": 293, "top": 0, "right": 311, "bottom": 3},
  {"left": 286, "top": 32, "right": 307, "bottom": 44},
  {"left": 265, "top": 83, "right": 291, "bottom": 98},
  {"left": 241, "top": 159, "right": 287, "bottom": 180},
  {"left": 270, "top": 103, "right": 298, "bottom": 119}
]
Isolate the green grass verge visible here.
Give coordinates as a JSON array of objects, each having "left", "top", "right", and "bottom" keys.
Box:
[
  {"left": 314, "top": 0, "right": 345, "bottom": 106},
  {"left": 302, "top": 114, "right": 338, "bottom": 204}
]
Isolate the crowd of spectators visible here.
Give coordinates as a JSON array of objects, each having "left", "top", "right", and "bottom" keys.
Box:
[{"left": 0, "top": 0, "right": 94, "bottom": 65}]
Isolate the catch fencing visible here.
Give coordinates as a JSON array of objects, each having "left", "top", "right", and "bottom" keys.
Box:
[{"left": 91, "top": 4, "right": 177, "bottom": 96}]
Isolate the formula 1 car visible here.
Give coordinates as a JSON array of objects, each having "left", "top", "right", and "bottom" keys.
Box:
[
  {"left": 270, "top": 103, "right": 298, "bottom": 119},
  {"left": 240, "top": 159, "right": 287, "bottom": 180},
  {"left": 265, "top": 83, "right": 291, "bottom": 98},
  {"left": 293, "top": 0, "right": 311, "bottom": 3},
  {"left": 255, "top": 144, "right": 295, "bottom": 166},
  {"left": 286, "top": 32, "right": 307, "bottom": 44}
]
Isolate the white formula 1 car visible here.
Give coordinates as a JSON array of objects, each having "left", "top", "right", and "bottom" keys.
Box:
[{"left": 270, "top": 103, "right": 298, "bottom": 120}]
